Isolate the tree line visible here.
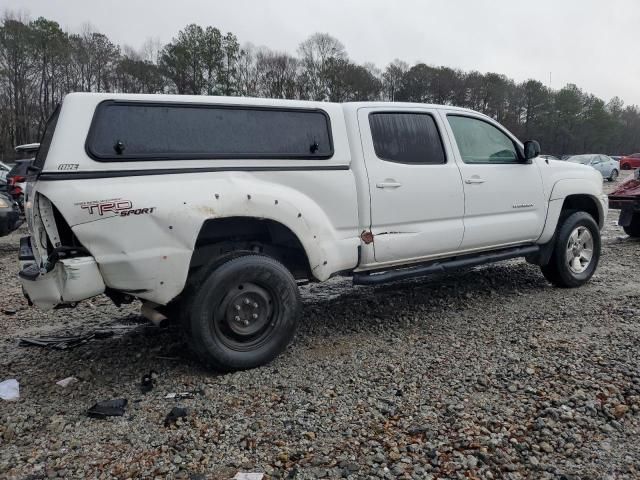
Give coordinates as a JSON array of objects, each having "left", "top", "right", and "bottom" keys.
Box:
[{"left": 1, "top": 13, "right": 639, "bottom": 160}]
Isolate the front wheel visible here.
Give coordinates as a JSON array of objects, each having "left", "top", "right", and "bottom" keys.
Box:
[
  {"left": 541, "top": 211, "right": 601, "bottom": 288},
  {"left": 608, "top": 169, "right": 619, "bottom": 182},
  {"left": 183, "top": 254, "right": 301, "bottom": 371},
  {"left": 623, "top": 213, "right": 640, "bottom": 237}
]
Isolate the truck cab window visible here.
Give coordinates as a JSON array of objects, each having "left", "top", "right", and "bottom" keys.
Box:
[
  {"left": 369, "top": 112, "right": 446, "bottom": 165},
  {"left": 448, "top": 115, "right": 519, "bottom": 164}
]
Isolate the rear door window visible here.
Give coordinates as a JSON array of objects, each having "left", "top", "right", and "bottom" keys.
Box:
[
  {"left": 86, "top": 101, "right": 333, "bottom": 161},
  {"left": 368, "top": 112, "right": 446, "bottom": 164}
]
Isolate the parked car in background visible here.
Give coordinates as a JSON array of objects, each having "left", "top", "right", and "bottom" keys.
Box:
[
  {"left": 0, "top": 176, "right": 8, "bottom": 194},
  {"left": 620, "top": 153, "right": 640, "bottom": 170},
  {"left": 0, "top": 161, "right": 10, "bottom": 182},
  {"left": 539, "top": 154, "right": 560, "bottom": 161},
  {"left": 610, "top": 155, "right": 622, "bottom": 162},
  {"left": 7, "top": 160, "right": 33, "bottom": 209},
  {"left": 566, "top": 154, "right": 619, "bottom": 181},
  {"left": 0, "top": 191, "right": 21, "bottom": 237},
  {"left": 609, "top": 169, "right": 640, "bottom": 236},
  {"left": 7, "top": 144, "right": 39, "bottom": 210}
]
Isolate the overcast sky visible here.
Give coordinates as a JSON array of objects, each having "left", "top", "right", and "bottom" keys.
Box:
[{"left": 4, "top": 0, "right": 639, "bottom": 106}]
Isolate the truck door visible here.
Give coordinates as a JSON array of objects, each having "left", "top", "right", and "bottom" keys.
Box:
[
  {"left": 358, "top": 108, "right": 465, "bottom": 264},
  {"left": 441, "top": 111, "right": 546, "bottom": 250}
]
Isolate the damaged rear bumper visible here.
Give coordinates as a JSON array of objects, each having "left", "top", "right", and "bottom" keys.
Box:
[{"left": 19, "top": 237, "right": 106, "bottom": 310}]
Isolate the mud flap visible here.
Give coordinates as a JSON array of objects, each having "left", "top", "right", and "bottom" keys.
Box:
[{"left": 618, "top": 209, "right": 634, "bottom": 227}]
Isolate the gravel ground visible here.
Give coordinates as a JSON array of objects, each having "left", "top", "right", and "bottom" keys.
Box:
[{"left": 1, "top": 174, "right": 640, "bottom": 480}]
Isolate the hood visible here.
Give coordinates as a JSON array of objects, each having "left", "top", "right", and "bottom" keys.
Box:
[
  {"left": 545, "top": 158, "right": 603, "bottom": 183},
  {"left": 547, "top": 158, "right": 595, "bottom": 173},
  {"left": 536, "top": 158, "right": 604, "bottom": 200}
]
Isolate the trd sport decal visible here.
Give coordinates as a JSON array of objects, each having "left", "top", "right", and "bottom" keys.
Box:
[{"left": 75, "top": 198, "right": 156, "bottom": 217}]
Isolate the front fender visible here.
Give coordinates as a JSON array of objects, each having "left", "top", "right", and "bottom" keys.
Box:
[{"left": 537, "top": 178, "right": 607, "bottom": 244}]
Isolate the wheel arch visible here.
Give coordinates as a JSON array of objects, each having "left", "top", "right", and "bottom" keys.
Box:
[
  {"left": 188, "top": 216, "right": 318, "bottom": 281},
  {"left": 538, "top": 180, "right": 606, "bottom": 244},
  {"left": 561, "top": 194, "right": 602, "bottom": 227}
]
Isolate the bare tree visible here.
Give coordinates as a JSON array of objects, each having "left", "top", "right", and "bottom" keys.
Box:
[{"left": 297, "top": 33, "right": 346, "bottom": 100}]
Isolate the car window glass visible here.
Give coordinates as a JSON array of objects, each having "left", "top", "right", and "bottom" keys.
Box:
[
  {"left": 447, "top": 115, "right": 518, "bottom": 164},
  {"left": 87, "top": 102, "right": 333, "bottom": 161},
  {"left": 368, "top": 112, "right": 446, "bottom": 164}
]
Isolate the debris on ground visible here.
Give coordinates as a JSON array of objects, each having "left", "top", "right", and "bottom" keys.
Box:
[
  {"left": 164, "top": 406, "right": 188, "bottom": 427},
  {"left": 87, "top": 398, "right": 128, "bottom": 418},
  {"left": 18, "top": 330, "right": 114, "bottom": 350},
  {"left": 233, "top": 473, "right": 264, "bottom": 480},
  {"left": 165, "top": 391, "right": 197, "bottom": 400},
  {"left": 0, "top": 379, "right": 19, "bottom": 401},
  {"left": 140, "top": 371, "right": 156, "bottom": 393},
  {"left": 55, "top": 376, "right": 78, "bottom": 388}
]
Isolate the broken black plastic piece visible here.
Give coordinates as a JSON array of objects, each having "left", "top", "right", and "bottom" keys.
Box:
[
  {"left": 164, "top": 406, "right": 188, "bottom": 427},
  {"left": 140, "top": 371, "right": 156, "bottom": 393},
  {"left": 18, "top": 263, "right": 40, "bottom": 281},
  {"left": 87, "top": 398, "right": 128, "bottom": 419}
]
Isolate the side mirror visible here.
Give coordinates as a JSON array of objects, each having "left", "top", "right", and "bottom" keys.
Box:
[{"left": 523, "top": 140, "right": 541, "bottom": 160}]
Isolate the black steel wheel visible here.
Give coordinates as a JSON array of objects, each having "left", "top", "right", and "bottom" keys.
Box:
[{"left": 184, "top": 254, "right": 300, "bottom": 371}]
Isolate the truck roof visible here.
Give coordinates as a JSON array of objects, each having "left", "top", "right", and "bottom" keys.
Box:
[{"left": 63, "top": 92, "right": 485, "bottom": 117}]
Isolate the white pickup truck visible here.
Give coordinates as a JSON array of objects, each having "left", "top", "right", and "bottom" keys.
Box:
[{"left": 19, "top": 93, "right": 607, "bottom": 370}]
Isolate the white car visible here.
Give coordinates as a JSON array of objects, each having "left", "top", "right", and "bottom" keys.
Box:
[
  {"left": 566, "top": 154, "right": 620, "bottom": 182},
  {"left": 0, "top": 162, "right": 10, "bottom": 182},
  {"left": 19, "top": 93, "right": 607, "bottom": 370}
]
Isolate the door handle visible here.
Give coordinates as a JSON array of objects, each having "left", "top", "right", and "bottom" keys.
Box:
[
  {"left": 464, "top": 177, "right": 486, "bottom": 184},
  {"left": 376, "top": 181, "right": 402, "bottom": 189}
]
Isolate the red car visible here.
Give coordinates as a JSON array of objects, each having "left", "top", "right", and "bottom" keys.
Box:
[
  {"left": 619, "top": 153, "right": 640, "bottom": 170},
  {"left": 609, "top": 170, "right": 640, "bottom": 236}
]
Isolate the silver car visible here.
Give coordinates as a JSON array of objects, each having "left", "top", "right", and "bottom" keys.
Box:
[{"left": 566, "top": 154, "right": 620, "bottom": 182}]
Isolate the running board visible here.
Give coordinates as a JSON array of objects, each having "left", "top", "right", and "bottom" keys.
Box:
[{"left": 352, "top": 245, "right": 540, "bottom": 285}]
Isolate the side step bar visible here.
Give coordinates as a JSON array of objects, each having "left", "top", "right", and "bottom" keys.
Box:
[{"left": 352, "top": 245, "right": 540, "bottom": 285}]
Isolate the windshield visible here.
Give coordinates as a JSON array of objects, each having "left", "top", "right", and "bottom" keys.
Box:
[{"left": 567, "top": 155, "right": 594, "bottom": 164}]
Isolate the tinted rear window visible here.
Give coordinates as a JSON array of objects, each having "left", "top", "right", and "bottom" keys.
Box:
[
  {"left": 87, "top": 101, "right": 333, "bottom": 161},
  {"left": 369, "top": 112, "right": 446, "bottom": 164}
]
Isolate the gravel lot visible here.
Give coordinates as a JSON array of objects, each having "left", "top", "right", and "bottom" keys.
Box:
[{"left": 1, "top": 174, "right": 640, "bottom": 479}]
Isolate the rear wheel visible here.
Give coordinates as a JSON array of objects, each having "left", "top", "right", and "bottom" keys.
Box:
[
  {"left": 623, "top": 213, "right": 640, "bottom": 237},
  {"left": 541, "top": 211, "right": 601, "bottom": 288},
  {"left": 183, "top": 254, "right": 300, "bottom": 371},
  {"left": 608, "top": 169, "right": 619, "bottom": 182}
]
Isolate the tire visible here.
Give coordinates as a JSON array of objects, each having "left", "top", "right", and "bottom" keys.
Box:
[
  {"left": 621, "top": 163, "right": 631, "bottom": 170},
  {"left": 623, "top": 213, "right": 640, "bottom": 237},
  {"left": 540, "top": 211, "right": 601, "bottom": 288},
  {"left": 183, "top": 254, "right": 300, "bottom": 371},
  {"left": 608, "top": 169, "right": 619, "bottom": 182}
]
